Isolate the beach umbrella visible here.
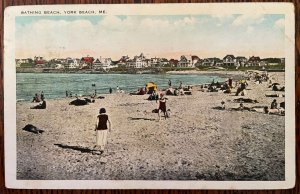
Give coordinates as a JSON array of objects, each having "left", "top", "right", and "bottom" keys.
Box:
[{"left": 146, "top": 82, "right": 158, "bottom": 90}]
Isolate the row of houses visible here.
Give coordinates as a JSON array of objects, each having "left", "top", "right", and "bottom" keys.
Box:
[
  {"left": 118, "top": 53, "right": 170, "bottom": 68},
  {"left": 179, "top": 55, "right": 283, "bottom": 67},
  {"left": 117, "top": 54, "right": 284, "bottom": 68},
  {"left": 16, "top": 56, "right": 114, "bottom": 70},
  {"left": 16, "top": 54, "right": 285, "bottom": 70}
]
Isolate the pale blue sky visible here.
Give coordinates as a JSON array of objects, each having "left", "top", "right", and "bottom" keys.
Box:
[{"left": 16, "top": 14, "right": 285, "bottom": 60}]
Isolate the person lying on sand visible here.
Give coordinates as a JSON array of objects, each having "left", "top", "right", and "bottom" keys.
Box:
[
  {"left": 264, "top": 107, "right": 285, "bottom": 115},
  {"left": 23, "top": 124, "right": 44, "bottom": 134},
  {"left": 84, "top": 98, "right": 95, "bottom": 103},
  {"left": 69, "top": 98, "right": 89, "bottom": 106},
  {"left": 229, "top": 103, "right": 251, "bottom": 111},
  {"left": 265, "top": 94, "right": 285, "bottom": 97},
  {"left": 30, "top": 100, "right": 46, "bottom": 109},
  {"left": 228, "top": 103, "right": 284, "bottom": 115},
  {"left": 213, "top": 101, "right": 226, "bottom": 110},
  {"left": 272, "top": 85, "right": 285, "bottom": 91},
  {"left": 233, "top": 98, "right": 258, "bottom": 103},
  {"left": 130, "top": 88, "right": 145, "bottom": 95}
]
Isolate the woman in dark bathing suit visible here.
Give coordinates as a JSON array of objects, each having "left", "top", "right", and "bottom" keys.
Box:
[
  {"left": 158, "top": 93, "right": 168, "bottom": 121},
  {"left": 95, "top": 108, "right": 111, "bottom": 152}
]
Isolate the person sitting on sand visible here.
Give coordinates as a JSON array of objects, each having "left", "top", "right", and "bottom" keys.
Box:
[
  {"left": 157, "top": 93, "right": 168, "bottom": 121},
  {"left": 271, "top": 99, "right": 278, "bottom": 109},
  {"left": 174, "top": 88, "right": 179, "bottom": 96},
  {"left": 137, "top": 88, "right": 145, "bottom": 95},
  {"left": 130, "top": 88, "right": 145, "bottom": 95},
  {"left": 280, "top": 101, "right": 285, "bottom": 109},
  {"left": 31, "top": 93, "right": 41, "bottom": 103},
  {"left": 235, "top": 80, "right": 248, "bottom": 96},
  {"left": 221, "top": 101, "right": 225, "bottom": 109},
  {"left": 165, "top": 88, "right": 174, "bottom": 96},
  {"left": 94, "top": 108, "right": 111, "bottom": 152},
  {"left": 30, "top": 100, "right": 46, "bottom": 109}
]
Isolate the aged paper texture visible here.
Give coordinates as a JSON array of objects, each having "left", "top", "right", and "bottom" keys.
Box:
[{"left": 4, "top": 3, "right": 295, "bottom": 189}]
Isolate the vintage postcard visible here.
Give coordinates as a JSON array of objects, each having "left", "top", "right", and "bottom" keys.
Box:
[{"left": 4, "top": 3, "right": 295, "bottom": 189}]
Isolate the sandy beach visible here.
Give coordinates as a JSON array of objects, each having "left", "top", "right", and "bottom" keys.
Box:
[{"left": 16, "top": 72, "right": 285, "bottom": 180}]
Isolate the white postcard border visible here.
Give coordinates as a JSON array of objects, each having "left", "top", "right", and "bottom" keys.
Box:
[{"left": 4, "top": 3, "right": 295, "bottom": 189}]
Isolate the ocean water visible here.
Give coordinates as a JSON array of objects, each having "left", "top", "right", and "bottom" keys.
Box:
[{"left": 16, "top": 73, "right": 225, "bottom": 101}]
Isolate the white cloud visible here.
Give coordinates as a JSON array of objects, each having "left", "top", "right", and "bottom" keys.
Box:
[
  {"left": 211, "top": 14, "right": 234, "bottom": 22},
  {"left": 174, "top": 16, "right": 197, "bottom": 27},
  {"left": 274, "top": 18, "right": 284, "bottom": 29},
  {"left": 16, "top": 16, "right": 202, "bottom": 59},
  {"left": 232, "top": 14, "right": 265, "bottom": 26},
  {"left": 15, "top": 15, "right": 285, "bottom": 59}
]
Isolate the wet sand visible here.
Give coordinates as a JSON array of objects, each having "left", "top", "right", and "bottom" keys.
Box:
[{"left": 16, "top": 72, "right": 285, "bottom": 180}]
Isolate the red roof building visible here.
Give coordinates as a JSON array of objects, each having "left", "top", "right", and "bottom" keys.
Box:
[{"left": 81, "top": 57, "right": 94, "bottom": 64}]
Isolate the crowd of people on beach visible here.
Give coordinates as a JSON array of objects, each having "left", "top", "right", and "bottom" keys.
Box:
[
  {"left": 204, "top": 71, "right": 285, "bottom": 116},
  {"left": 26, "top": 70, "right": 285, "bottom": 154}
]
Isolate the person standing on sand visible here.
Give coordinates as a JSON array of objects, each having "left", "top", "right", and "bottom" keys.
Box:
[
  {"left": 109, "top": 87, "right": 112, "bottom": 94},
  {"left": 168, "top": 79, "right": 172, "bottom": 87},
  {"left": 228, "top": 77, "right": 233, "bottom": 88},
  {"left": 41, "top": 91, "right": 44, "bottom": 101},
  {"left": 179, "top": 81, "right": 183, "bottom": 89},
  {"left": 157, "top": 93, "right": 168, "bottom": 121},
  {"left": 95, "top": 108, "right": 111, "bottom": 152}
]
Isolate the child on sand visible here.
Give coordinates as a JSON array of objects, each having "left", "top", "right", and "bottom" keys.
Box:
[
  {"left": 95, "top": 108, "right": 111, "bottom": 152},
  {"left": 157, "top": 93, "right": 168, "bottom": 121}
]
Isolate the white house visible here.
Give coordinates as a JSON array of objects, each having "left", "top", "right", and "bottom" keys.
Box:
[
  {"left": 178, "top": 55, "right": 192, "bottom": 67},
  {"left": 200, "top": 58, "right": 222, "bottom": 66},
  {"left": 235, "top": 56, "right": 248, "bottom": 67},
  {"left": 223, "top": 55, "right": 236, "bottom": 66},
  {"left": 247, "top": 56, "right": 261, "bottom": 66},
  {"left": 93, "top": 57, "right": 114, "bottom": 70},
  {"left": 93, "top": 58, "right": 102, "bottom": 70},
  {"left": 65, "top": 58, "right": 79, "bottom": 69},
  {"left": 128, "top": 53, "right": 147, "bottom": 68}
]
